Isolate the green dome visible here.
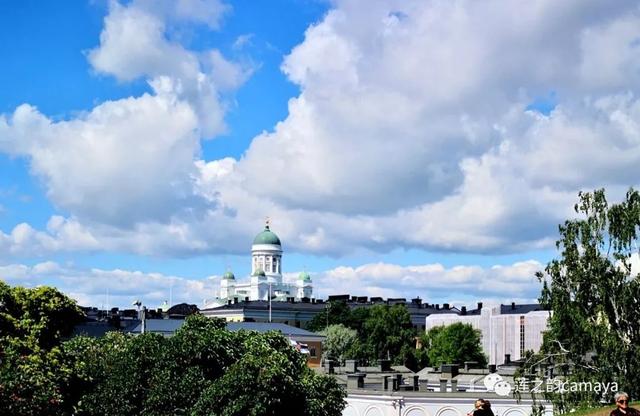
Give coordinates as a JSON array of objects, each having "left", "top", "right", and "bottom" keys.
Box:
[
  {"left": 253, "top": 225, "right": 281, "bottom": 246},
  {"left": 222, "top": 271, "right": 235, "bottom": 280},
  {"left": 298, "top": 271, "right": 312, "bottom": 282},
  {"left": 253, "top": 269, "right": 266, "bottom": 277}
]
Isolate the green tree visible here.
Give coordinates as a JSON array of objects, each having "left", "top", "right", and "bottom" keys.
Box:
[
  {"left": 420, "top": 323, "right": 486, "bottom": 367},
  {"left": 532, "top": 188, "right": 640, "bottom": 409},
  {"left": 0, "top": 284, "right": 346, "bottom": 416},
  {"left": 361, "top": 304, "right": 416, "bottom": 365},
  {"left": 65, "top": 314, "right": 346, "bottom": 416},
  {"left": 321, "top": 324, "right": 359, "bottom": 363},
  {"left": 0, "top": 284, "right": 84, "bottom": 350},
  {"left": 0, "top": 282, "right": 84, "bottom": 416},
  {"left": 306, "top": 301, "right": 354, "bottom": 332}
]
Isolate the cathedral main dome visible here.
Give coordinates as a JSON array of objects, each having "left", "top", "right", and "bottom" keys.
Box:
[{"left": 252, "top": 224, "right": 281, "bottom": 246}]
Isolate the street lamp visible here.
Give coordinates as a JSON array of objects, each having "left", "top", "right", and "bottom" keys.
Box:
[
  {"left": 132, "top": 300, "right": 146, "bottom": 334},
  {"left": 326, "top": 301, "right": 331, "bottom": 330}
]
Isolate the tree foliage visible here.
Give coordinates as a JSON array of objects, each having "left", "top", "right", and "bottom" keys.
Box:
[
  {"left": 361, "top": 304, "right": 416, "bottom": 365},
  {"left": 307, "top": 301, "right": 356, "bottom": 332},
  {"left": 420, "top": 323, "right": 486, "bottom": 367},
  {"left": 0, "top": 287, "right": 346, "bottom": 416},
  {"left": 534, "top": 188, "right": 640, "bottom": 409},
  {"left": 321, "top": 324, "right": 359, "bottom": 363},
  {"left": 0, "top": 282, "right": 84, "bottom": 416},
  {"left": 307, "top": 301, "right": 419, "bottom": 367}
]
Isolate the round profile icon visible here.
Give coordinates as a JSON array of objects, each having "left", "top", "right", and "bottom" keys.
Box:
[
  {"left": 494, "top": 380, "right": 512, "bottom": 396},
  {"left": 483, "top": 373, "right": 503, "bottom": 391}
]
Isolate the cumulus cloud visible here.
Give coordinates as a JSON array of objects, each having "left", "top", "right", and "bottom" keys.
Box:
[
  {"left": 87, "top": 0, "right": 249, "bottom": 137},
  {"left": 3, "top": 0, "right": 640, "bottom": 260},
  {"left": 311, "top": 260, "right": 544, "bottom": 305},
  {"left": 0, "top": 258, "right": 542, "bottom": 308},
  {"left": 0, "top": 261, "right": 218, "bottom": 309},
  {"left": 0, "top": 0, "right": 249, "bottom": 229},
  {"left": 225, "top": 0, "right": 640, "bottom": 253}
]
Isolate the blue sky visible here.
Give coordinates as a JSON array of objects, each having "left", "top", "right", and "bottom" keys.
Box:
[{"left": 1, "top": 0, "right": 639, "bottom": 308}]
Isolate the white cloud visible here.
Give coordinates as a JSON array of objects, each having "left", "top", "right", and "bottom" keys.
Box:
[
  {"left": 0, "top": 261, "right": 218, "bottom": 309},
  {"left": 0, "top": 258, "right": 542, "bottom": 308},
  {"left": 0, "top": 93, "right": 200, "bottom": 226},
  {"left": 0, "top": 0, "right": 249, "bottom": 230},
  {"left": 87, "top": 0, "right": 248, "bottom": 138},
  {"left": 312, "top": 260, "right": 543, "bottom": 304},
  {"left": 3, "top": 0, "right": 640, "bottom": 260}
]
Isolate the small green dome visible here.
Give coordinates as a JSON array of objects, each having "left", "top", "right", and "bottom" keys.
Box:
[
  {"left": 253, "top": 269, "right": 266, "bottom": 277},
  {"left": 223, "top": 271, "right": 235, "bottom": 280},
  {"left": 298, "top": 271, "right": 312, "bottom": 282},
  {"left": 253, "top": 225, "right": 281, "bottom": 246}
]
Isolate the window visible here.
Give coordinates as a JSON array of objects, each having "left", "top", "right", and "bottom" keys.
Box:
[{"left": 310, "top": 346, "right": 316, "bottom": 357}]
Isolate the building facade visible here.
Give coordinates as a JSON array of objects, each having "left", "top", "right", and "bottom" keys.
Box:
[{"left": 425, "top": 303, "right": 550, "bottom": 365}]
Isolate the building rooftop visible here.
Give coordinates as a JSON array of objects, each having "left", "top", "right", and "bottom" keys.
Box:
[
  {"left": 227, "top": 322, "right": 325, "bottom": 340},
  {"left": 129, "top": 318, "right": 185, "bottom": 335},
  {"left": 499, "top": 303, "right": 547, "bottom": 314}
]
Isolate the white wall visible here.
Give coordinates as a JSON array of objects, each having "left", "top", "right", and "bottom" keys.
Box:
[
  {"left": 344, "top": 393, "right": 552, "bottom": 416},
  {"left": 424, "top": 307, "right": 550, "bottom": 365}
]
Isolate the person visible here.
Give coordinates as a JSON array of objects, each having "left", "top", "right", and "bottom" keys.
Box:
[
  {"left": 467, "top": 399, "right": 483, "bottom": 416},
  {"left": 482, "top": 400, "right": 494, "bottom": 416},
  {"left": 611, "top": 392, "right": 640, "bottom": 416},
  {"left": 467, "top": 399, "right": 494, "bottom": 416}
]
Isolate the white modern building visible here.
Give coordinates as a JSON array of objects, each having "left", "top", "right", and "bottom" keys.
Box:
[
  {"left": 425, "top": 303, "right": 550, "bottom": 365},
  {"left": 205, "top": 222, "right": 313, "bottom": 307}
]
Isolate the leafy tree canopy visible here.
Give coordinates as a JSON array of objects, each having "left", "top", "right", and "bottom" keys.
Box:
[
  {"left": 534, "top": 188, "right": 640, "bottom": 408},
  {"left": 361, "top": 304, "right": 416, "bottom": 365},
  {"left": 0, "top": 286, "right": 346, "bottom": 416},
  {"left": 420, "top": 323, "right": 486, "bottom": 367},
  {"left": 321, "top": 324, "right": 359, "bottom": 363}
]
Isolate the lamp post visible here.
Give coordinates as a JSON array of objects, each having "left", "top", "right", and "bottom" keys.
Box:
[
  {"left": 268, "top": 282, "right": 272, "bottom": 323},
  {"left": 133, "top": 299, "right": 146, "bottom": 334},
  {"left": 326, "top": 301, "right": 331, "bottom": 330}
]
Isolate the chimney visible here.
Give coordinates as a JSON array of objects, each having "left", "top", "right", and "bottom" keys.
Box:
[
  {"left": 511, "top": 302, "right": 516, "bottom": 310},
  {"left": 505, "top": 354, "right": 511, "bottom": 364},
  {"left": 227, "top": 300, "right": 232, "bottom": 305},
  {"left": 344, "top": 360, "right": 358, "bottom": 373},
  {"left": 382, "top": 375, "right": 390, "bottom": 391},
  {"left": 346, "top": 373, "right": 366, "bottom": 390},
  {"left": 244, "top": 296, "right": 249, "bottom": 302},
  {"left": 435, "top": 304, "right": 440, "bottom": 310},
  {"left": 233, "top": 297, "right": 238, "bottom": 304},
  {"left": 440, "top": 364, "right": 459, "bottom": 378},
  {"left": 394, "top": 374, "right": 402, "bottom": 391},
  {"left": 378, "top": 359, "right": 391, "bottom": 372},
  {"left": 443, "top": 303, "right": 449, "bottom": 310},
  {"left": 477, "top": 302, "right": 483, "bottom": 310},
  {"left": 489, "top": 364, "right": 497, "bottom": 373},
  {"left": 461, "top": 306, "right": 467, "bottom": 315},
  {"left": 464, "top": 361, "right": 479, "bottom": 371},
  {"left": 439, "top": 379, "right": 447, "bottom": 392}
]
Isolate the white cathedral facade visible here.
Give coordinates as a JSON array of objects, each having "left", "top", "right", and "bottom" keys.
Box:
[{"left": 206, "top": 222, "right": 313, "bottom": 308}]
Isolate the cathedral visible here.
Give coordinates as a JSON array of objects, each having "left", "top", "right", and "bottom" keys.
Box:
[{"left": 206, "top": 222, "right": 313, "bottom": 307}]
